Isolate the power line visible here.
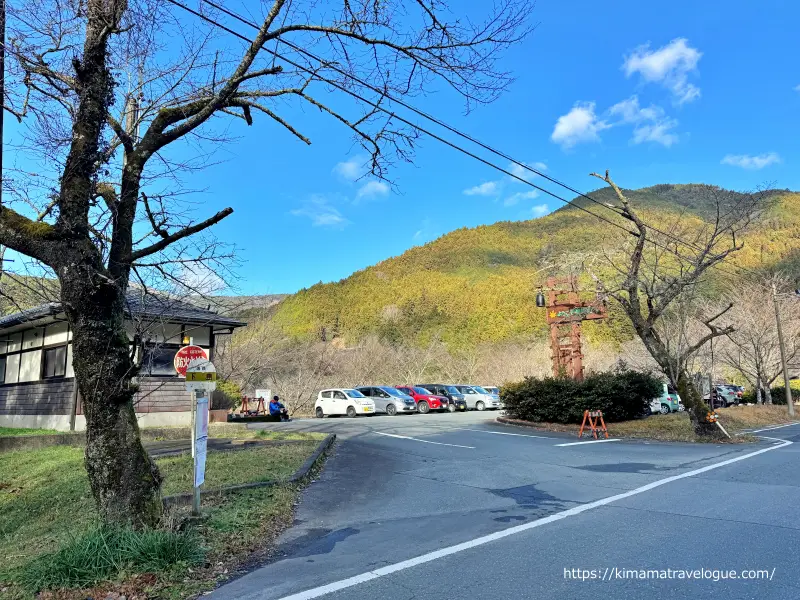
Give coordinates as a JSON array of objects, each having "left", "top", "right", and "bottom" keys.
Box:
[
  {"left": 200, "top": 0, "right": 768, "bottom": 281},
  {"left": 161, "top": 0, "right": 636, "bottom": 237},
  {"left": 161, "top": 0, "right": 762, "bottom": 283}
]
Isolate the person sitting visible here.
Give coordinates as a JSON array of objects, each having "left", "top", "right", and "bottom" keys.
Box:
[{"left": 269, "top": 395, "right": 290, "bottom": 422}]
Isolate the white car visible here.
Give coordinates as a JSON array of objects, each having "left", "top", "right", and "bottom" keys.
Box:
[
  {"left": 455, "top": 385, "right": 501, "bottom": 410},
  {"left": 315, "top": 388, "right": 375, "bottom": 418}
]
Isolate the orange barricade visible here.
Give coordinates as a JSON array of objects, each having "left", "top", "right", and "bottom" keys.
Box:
[{"left": 578, "top": 410, "right": 608, "bottom": 439}]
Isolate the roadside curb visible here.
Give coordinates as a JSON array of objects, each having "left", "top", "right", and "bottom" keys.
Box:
[
  {"left": 162, "top": 433, "right": 336, "bottom": 508},
  {"left": 495, "top": 416, "right": 554, "bottom": 430}
]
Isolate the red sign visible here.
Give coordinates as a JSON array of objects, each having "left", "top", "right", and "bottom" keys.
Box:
[{"left": 174, "top": 345, "right": 208, "bottom": 377}]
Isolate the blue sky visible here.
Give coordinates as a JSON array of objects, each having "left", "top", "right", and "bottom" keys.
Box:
[{"left": 6, "top": 0, "right": 799, "bottom": 295}]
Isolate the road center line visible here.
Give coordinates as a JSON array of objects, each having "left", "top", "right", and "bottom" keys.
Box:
[
  {"left": 275, "top": 437, "right": 791, "bottom": 600},
  {"left": 372, "top": 431, "right": 475, "bottom": 449},
  {"left": 555, "top": 438, "right": 621, "bottom": 447}
]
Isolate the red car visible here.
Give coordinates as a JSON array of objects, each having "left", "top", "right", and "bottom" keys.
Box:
[{"left": 395, "top": 386, "right": 447, "bottom": 414}]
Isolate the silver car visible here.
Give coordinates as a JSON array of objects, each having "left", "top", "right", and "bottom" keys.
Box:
[
  {"left": 356, "top": 386, "right": 417, "bottom": 415},
  {"left": 454, "top": 385, "right": 501, "bottom": 411}
]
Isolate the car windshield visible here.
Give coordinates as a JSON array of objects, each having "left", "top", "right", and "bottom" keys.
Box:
[
  {"left": 381, "top": 387, "right": 407, "bottom": 397},
  {"left": 472, "top": 386, "right": 489, "bottom": 394},
  {"left": 345, "top": 389, "right": 366, "bottom": 398},
  {"left": 445, "top": 386, "right": 460, "bottom": 394},
  {"left": 413, "top": 387, "right": 431, "bottom": 395}
]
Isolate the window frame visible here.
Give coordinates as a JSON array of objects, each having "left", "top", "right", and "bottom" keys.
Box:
[
  {"left": 42, "top": 345, "right": 68, "bottom": 379},
  {"left": 0, "top": 322, "right": 72, "bottom": 385}
]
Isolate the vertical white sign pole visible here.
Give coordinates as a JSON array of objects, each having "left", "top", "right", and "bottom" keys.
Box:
[
  {"left": 192, "top": 396, "right": 201, "bottom": 515},
  {"left": 190, "top": 389, "right": 196, "bottom": 459}
]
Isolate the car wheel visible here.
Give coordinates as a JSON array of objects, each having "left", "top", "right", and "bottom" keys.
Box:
[
  {"left": 315, "top": 406, "right": 324, "bottom": 419},
  {"left": 418, "top": 401, "right": 430, "bottom": 414},
  {"left": 346, "top": 406, "right": 357, "bottom": 418},
  {"left": 476, "top": 401, "right": 486, "bottom": 411},
  {"left": 447, "top": 403, "right": 456, "bottom": 413},
  {"left": 660, "top": 403, "right": 670, "bottom": 415},
  {"left": 386, "top": 404, "right": 398, "bottom": 416}
]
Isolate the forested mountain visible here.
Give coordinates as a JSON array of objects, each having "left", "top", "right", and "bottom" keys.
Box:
[{"left": 266, "top": 184, "right": 800, "bottom": 349}]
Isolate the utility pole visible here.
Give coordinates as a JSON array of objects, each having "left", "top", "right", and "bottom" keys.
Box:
[
  {"left": 772, "top": 283, "right": 795, "bottom": 417},
  {"left": 0, "top": 0, "right": 5, "bottom": 205}
]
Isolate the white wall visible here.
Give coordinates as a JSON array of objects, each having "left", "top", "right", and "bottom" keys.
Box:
[
  {"left": 5, "top": 354, "right": 20, "bottom": 384},
  {"left": 19, "top": 350, "right": 42, "bottom": 382}
]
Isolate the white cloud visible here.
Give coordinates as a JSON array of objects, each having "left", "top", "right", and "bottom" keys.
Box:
[
  {"left": 623, "top": 38, "right": 702, "bottom": 105},
  {"left": 412, "top": 218, "right": 433, "bottom": 243},
  {"left": 291, "top": 195, "right": 350, "bottom": 228},
  {"left": 632, "top": 121, "right": 679, "bottom": 147},
  {"left": 332, "top": 156, "right": 366, "bottom": 181},
  {"left": 721, "top": 152, "right": 781, "bottom": 170},
  {"left": 356, "top": 180, "right": 390, "bottom": 201},
  {"left": 531, "top": 204, "right": 549, "bottom": 217},
  {"left": 503, "top": 190, "right": 539, "bottom": 207},
  {"left": 178, "top": 263, "right": 226, "bottom": 295},
  {"left": 508, "top": 161, "right": 547, "bottom": 182},
  {"left": 609, "top": 95, "right": 679, "bottom": 147},
  {"left": 551, "top": 102, "right": 610, "bottom": 149},
  {"left": 463, "top": 180, "right": 501, "bottom": 196},
  {"left": 795, "top": 84, "right": 800, "bottom": 92}
]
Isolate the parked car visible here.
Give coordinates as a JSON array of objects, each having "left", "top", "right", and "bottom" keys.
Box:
[
  {"left": 395, "top": 386, "right": 448, "bottom": 413},
  {"left": 454, "top": 385, "right": 501, "bottom": 411},
  {"left": 650, "top": 383, "right": 683, "bottom": 415},
  {"left": 722, "top": 384, "right": 744, "bottom": 402},
  {"left": 356, "top": 386, "right": 418, "bottom": 415},
  {"left": 703, "top": 385, "right": 739, "bottom": 408},
  {"left": 417, "top": 384, "right": 468, "bottom": 412},
  {"left": 316, "top": 388, "right": 375, "bottom": 418}
]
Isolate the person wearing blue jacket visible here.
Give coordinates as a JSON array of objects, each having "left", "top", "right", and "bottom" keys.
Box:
[{"left": 269, "top": 395, "right": 290, "bottom": 421}]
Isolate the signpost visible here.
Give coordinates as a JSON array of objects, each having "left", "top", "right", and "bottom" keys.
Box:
[
  {"left": 176, "top": 346, "right": 216, "bottom": 515},
  {"left": 174, "top": 345, "right": 208, "bottom": 378}
]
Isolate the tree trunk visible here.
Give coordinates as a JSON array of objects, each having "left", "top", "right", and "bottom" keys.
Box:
[{"left": 59, "top": 254, "right": 162, "bottom": 527}]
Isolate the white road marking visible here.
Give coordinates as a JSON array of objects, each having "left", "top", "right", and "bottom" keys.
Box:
[
  {"left": 555, "top": 438, "right": 621, "bottom": 447},
  {"left": 749, "top": 422, "right": 800, "bottom": 433},
  {"left": 274, "top": 438, "right": 792, "bottom": 600},
  {"left": 372, "top": 431, "right": 475, "bottom": 449},
  {"left": 451, "top": 427, "right": 552, "bottom": 439}
]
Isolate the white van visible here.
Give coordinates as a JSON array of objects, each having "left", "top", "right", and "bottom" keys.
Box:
[{"left": 315, "top": 388, "right": 376, "bottom": 418}]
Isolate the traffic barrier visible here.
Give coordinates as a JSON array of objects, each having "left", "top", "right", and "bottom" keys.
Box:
[{"left": 577, "top": 410, "right": 608, "bottom": 439}]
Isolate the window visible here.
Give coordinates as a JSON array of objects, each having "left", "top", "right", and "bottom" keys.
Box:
[
  {"left": 333, "top": 391, "right": 346, "bottom": 400},
  {"left": 321, "top": 390, "right": 332, "bottom": 398},
  {"left": 142, "top": 345, "right": 179, "bottom": 376},
  {"left": 43, "top": 346, "right": 67, "bottom": 378},
  {"left": 345, "top": 389, "right": 366, "bottom": 398},
  {"left": 0, "top": 356, "right": 6, "bottom": 383}
]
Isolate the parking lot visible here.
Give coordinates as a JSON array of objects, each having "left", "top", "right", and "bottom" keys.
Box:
[{"left": 209, "top": 414, "right": 800, "bottom": 600}]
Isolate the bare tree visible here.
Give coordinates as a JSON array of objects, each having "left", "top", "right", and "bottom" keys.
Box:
[
  {"left": 719, "top": 275, "right": 800, "bottom": 402},
  {"left": 589, "top": 171, "right": 766, "bottom": 420},
  {"left": 1, "top": 0, "right": 534, "bottom": 525}
]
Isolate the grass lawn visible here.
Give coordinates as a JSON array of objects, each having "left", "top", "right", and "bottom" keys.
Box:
[
  {"left": 0, "top": 427, "right": 61, "bottom": 436},
  {"left": 0, "top": 439, "right": 327, "bottom": 599},
  {"left": 503, "top": 404, "right": 798, "bottom": 443}
]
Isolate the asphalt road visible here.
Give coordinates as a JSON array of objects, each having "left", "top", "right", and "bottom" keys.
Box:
[{"left": 209, "top": 412, "right": 800, "bottom": 600}]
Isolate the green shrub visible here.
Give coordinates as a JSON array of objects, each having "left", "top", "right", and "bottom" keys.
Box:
[
  {"left": 741, "top": 386, "right": 800, "bottom": 405},
  {"left": 20, "top": 526, "right": 204, "bottom": 591},
  {"left": 212, "top": 379, "right": 243, "bottom": 410},
  {"left": 501, "top": 368, "right": 662, "bottom": 424}
]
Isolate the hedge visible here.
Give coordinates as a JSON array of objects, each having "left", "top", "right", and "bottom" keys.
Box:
[
  {"left": 741, "top": 385, "right": 800, "bottom": 405},
  {"left": 500, "top": 369, "right": 662, "bottom": 424}
]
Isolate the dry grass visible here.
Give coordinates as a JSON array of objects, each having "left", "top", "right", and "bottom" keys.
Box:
[
  {"left": 716, "top": 404, "right": 799, "bottom": 432},
  {"left": 502, "top": 405, "right": 799, "bottom": 443}
]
